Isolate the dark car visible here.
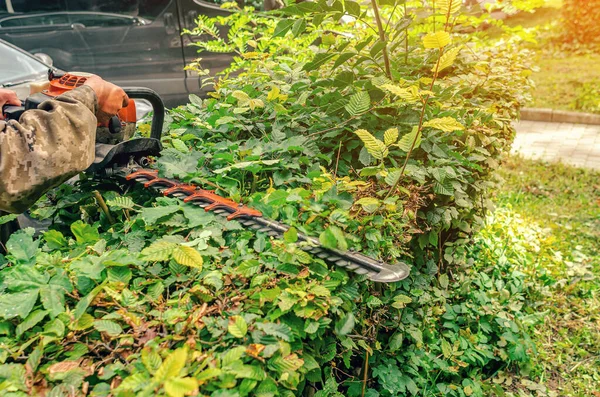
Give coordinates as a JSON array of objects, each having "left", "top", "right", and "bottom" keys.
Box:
[{"left": 0, "top": 0, "right": 233, "bottom": 107}]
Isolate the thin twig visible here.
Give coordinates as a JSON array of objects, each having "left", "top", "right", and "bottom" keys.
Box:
[
  {"left": 370, "top": 0, "right": 392, "bottom": 80},
  {"left": 333, "top": 140, "right": 343, "bottom": 180},
  {"left": 361, "top": 350, "right": 370, "bottom": 397},
  {"left": 93, "top": 190, "right": 115, "bottom": 225}
]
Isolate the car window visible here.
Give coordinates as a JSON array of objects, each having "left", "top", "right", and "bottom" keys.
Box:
[
  {"left": 68, "top": 13, "right": 141, "bottom": 28},
  {"left": 7, "top": 0, "right": 172, "bottom": 21},
  {"left": 0, "top": 41, "right": 48, "bottom": 86},
  {"left": 0, "top": 13, "right": 70, "bottom": 28}
]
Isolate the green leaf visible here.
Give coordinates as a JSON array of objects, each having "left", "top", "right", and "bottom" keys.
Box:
[
  {"left": 73, "top": 284, "right": 103, "bottom": 322},
  {"left": 303, "top": 53, "right": 336, "bottom": 71},
  {"left": 439, "top": 274, "right": 449, "bottom": 289},
  {"left": 291, "top": 18, "right": 306, "bottom": 37},
  {"left": 255, "top": 322, "right": 293, "bottom": 341},
  {"left": 228, "top": 316, "right": 248, "bottom": 338},
  {"left": 268, "top": 353, "right": 304, "bottom": 373},
  {"left": 237, "top": 260, "right": 261, "bottom": 277},
  {"left": 384, "top": 128, "right": 399, "bottom": 146},
  {"left": 384, "top": 169, "right": 403, "bottom": 187},
  {"left": 154, "top": 347, "right": 188, "bottom": 382},
  {"left": 423, "top": 117, "right": 464, "bottom": 132},
  {"left": 43, "top": 230, "right": 67, "bottom": 250},
  {"left": 328, "top": 226, "right": 348, "bottom": 251},
  {"left": 319, "top": 228, "right": 338, "bottom": 250},
  {"left": 0, "top": 213, "right": 17, "bottom": 226},
  {"left": 434, "top": 180, "right": 455, "bottom": 196},
  {"left": 6, "top": 230, "right": 39, "bottom": 265},
  {"left": 422, "top": 31, "right": 451, "bottom": 49},
  {"left": 139, "top": 205, "right": 181, "bottom": 225},
  {"left": 273, "top": 18, "right": 295, "bottom": 37},
  {"left": 141, "top": 241, "right": 177, "bottom": 262},
  {"left": 396, "top": 128, "right": 422, "bottom": 152},
  {"left": 106, "top": 196, "right": 136, "bottom": 210},
  {"left": 107, "top": 267, "right": 133, "bottom": 285},
  {"left": 370, "top": 40, "right": 386, "bottom": 57},
  {"left": 333, "top": 52, "right": 356, "bottom": 69},
  {"left": 16, "top": 309, "right": 48, "bottom": 337},
  {"left": 172, "top": 139, "right": 189, "bottom": 153},
  {"left": 164, "top": 377, "right": 198, "bottom": 397},
  {"left": 335, "top": 312, "right": 355, "bottom": 336},
  {"left": 0, "top": 290, "right": 39, "bottom": 319},
  {"left": 70, "top": 221, "right": 100, "bottom": 245},
  {"left": 345, "top": 0, "right": 361, "bottom": 16},
  {"left": 283, "top": 227, "right": 298, "bottom": 243},
  {"left": 94, "top": 320, "right": 123, "bottom": 337},
  {"left": 345, "top": 91, "right": 370, "bottom": 116},
  {"left": 172, "top": 245, "right": 203, "bottom": 269},
  {"left": 354, "top": 129, "right": 388, "bottom": 160},
  {"left": 40, "top": 286, "right": 65, "bottom": 318}
]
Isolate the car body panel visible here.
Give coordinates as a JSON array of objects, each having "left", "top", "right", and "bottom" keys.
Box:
[{"left": 0, "top": 0, "right": 233, "bottom": 107}]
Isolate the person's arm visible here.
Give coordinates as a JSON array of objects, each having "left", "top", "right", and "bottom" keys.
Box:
[{"left": 0, "top": 78, "right": 128, "bottom": 214}]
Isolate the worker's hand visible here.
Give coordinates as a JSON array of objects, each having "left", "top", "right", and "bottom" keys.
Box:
[
  {"left": 83, "top": 76, "right": 129, "bottom": 124},
  {"left": 0, "top": 89, "right": 21, "bottom": 120}
]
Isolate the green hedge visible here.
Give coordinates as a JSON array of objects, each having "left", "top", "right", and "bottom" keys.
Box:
[{"left": 0, "top": 1, "right": 535, "bottom": 396}]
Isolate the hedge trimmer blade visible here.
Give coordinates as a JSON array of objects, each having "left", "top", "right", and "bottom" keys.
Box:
[{"left": 123, "top": 168, "right": 410, "bottom": 283}]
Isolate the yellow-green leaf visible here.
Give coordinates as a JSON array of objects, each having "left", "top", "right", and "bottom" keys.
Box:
[
  {"left": 380, "top": 84, "right": 420, "bottom": 102},
  {"left": 228, "top": 315, "right": 248, "bottom": 338},
  {"left": 391, "top": 294, "right": 412, "bottom": 309},
  {"left": 441, "top": 338, "right": 452, "bottom": 358},
  {"left": 164, "top": 377, "right": 198, "bottom": 397},
  {"left": 423, "top": 117, "right": 464, "bottom": 132},
  {"left": 248, "top": 98, "right": 265, "bottom": 110},
  {"left": 141, "top": 241, "right": 177, "bottom": 262},
  {"left": 423, "top": 31, "right": 451, "bottom": 49},
  {"left": 396, "top": 127, "right": 422, "bottom": 152},
  {"left": 384, "top": 128, "right": 399, "bottom": 146},
  {"left": 354, "top": 129, "right": 388, "bottom": 160},
  {"left": 142, "top": 348, "right": 163, "bottom": 375},
  {"left": 435, "top": 46, "right": 462, "bottom": 73},
  {"left": 154, "top": 347, "right": 188, "bottom": 383},
  {"left": 355, "top": 197, "right": 381, "bottom": 213},
  {"left": 173, "top": 245, "right": 203, "bottom": 269},
  {"left": 437, "top": 0, "right": 461, "bottom": 15},
  {"left": 231, "top": 90, "right": 251, "bottom": 105}
]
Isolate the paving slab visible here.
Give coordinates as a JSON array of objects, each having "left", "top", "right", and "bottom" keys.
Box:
[{"left": 512, "top": 121, "right": 600, "bottom": 170}]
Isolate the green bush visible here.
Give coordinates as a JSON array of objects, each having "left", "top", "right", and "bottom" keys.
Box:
[{"left": 0, "top": 1, "right": 535, "bottom": 396}]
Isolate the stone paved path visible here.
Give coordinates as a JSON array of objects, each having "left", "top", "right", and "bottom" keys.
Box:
[{"left": 512, "top": 120, "right": 600, "bottom": 170}]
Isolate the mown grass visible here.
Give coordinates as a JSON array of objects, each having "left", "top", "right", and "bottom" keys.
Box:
[
  {"left": 487, "top": 4, "right": 600, "bottom": 113},
  {"left": 530, "top": 53, "right": 600, "bottom": 113},
  {"left": 492, "top": 156, "right": 600, "bottom": 396}
]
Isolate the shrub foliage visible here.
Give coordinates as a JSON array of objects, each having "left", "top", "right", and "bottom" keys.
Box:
[
  {"left": 561, "top": 0, "right": 600, "bottom": 48},
  {"left": 0, "top": 0, "right": 534, "bottom": 396}
]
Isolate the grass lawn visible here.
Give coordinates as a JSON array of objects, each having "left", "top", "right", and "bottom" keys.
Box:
[
  {"left": 491, "top": 5, "right": 600, "bottom": 113},
  {"left": 530, "top": 53, "right": 600, "bottom": 113},
  {"left": 492, "top": 156, "right": 600, "bottom": 395}
]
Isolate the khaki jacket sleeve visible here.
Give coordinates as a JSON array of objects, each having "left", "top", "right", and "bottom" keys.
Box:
[{"left": 0, "top": 86, "right": 98, "bottom": 214}]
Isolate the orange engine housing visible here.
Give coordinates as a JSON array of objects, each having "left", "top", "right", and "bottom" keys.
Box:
[{"left": 45, "top": 72, "right": 136, "bottom": 125}]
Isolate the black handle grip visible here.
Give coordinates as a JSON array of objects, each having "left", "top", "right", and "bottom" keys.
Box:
[{"left": 122, "top": 87, "right": 164, "bottom": 141}]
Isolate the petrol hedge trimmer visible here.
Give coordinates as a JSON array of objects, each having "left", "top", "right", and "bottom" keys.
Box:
[{"left": 4, "top": 72, "right": 410, "bottom": 283}]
